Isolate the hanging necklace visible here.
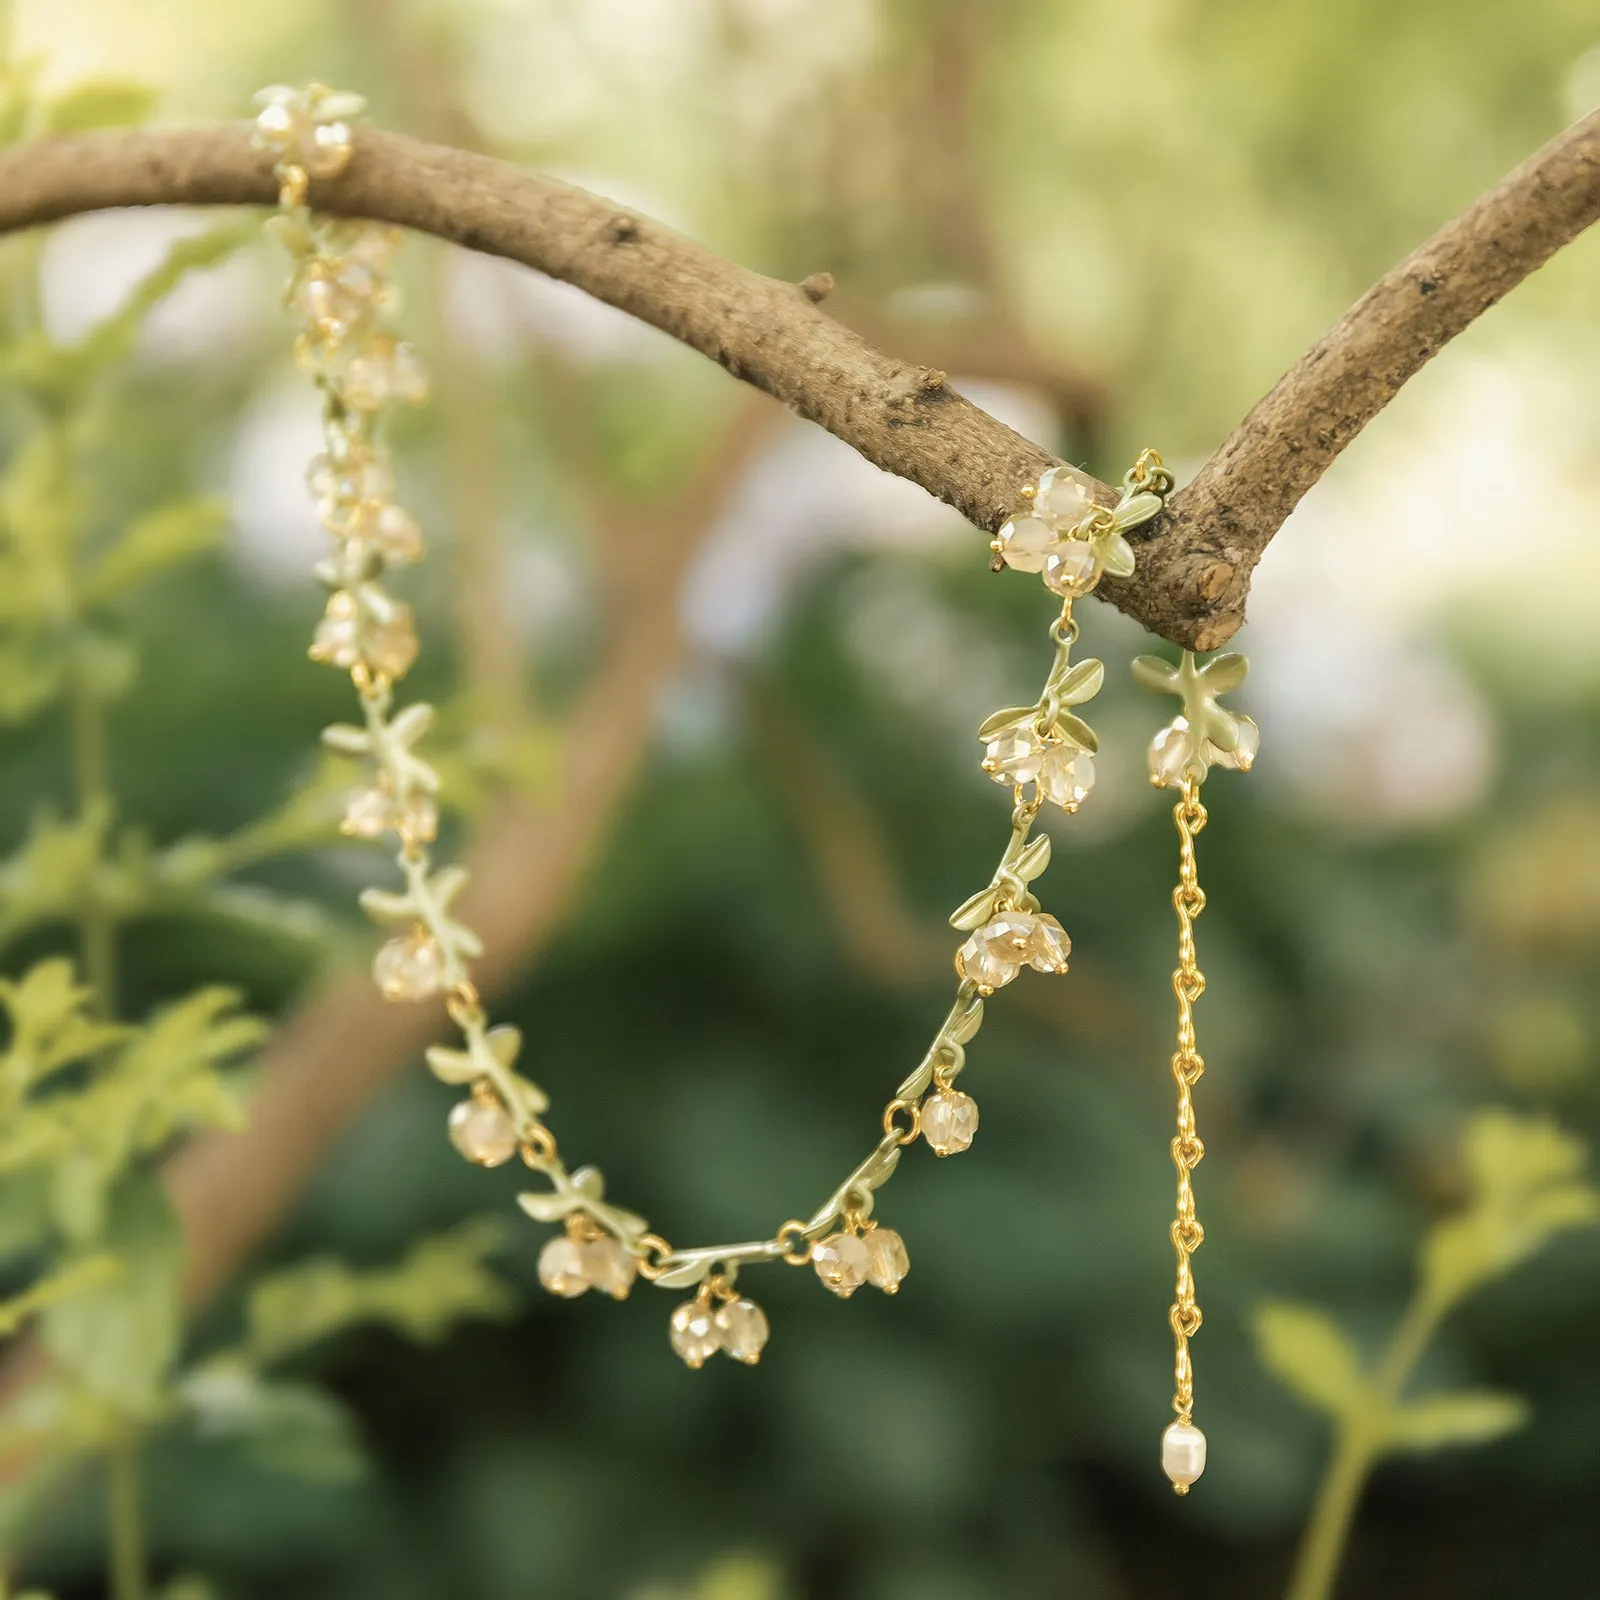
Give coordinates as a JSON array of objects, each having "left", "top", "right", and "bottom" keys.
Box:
[{"left": 255, "top": 82, "right": 1256, "bottom": 1494}]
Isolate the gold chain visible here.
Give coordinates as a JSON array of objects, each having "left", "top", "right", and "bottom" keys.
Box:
[{"left": 1168, "top": 776, "right": 1209, "bottom": 1448}]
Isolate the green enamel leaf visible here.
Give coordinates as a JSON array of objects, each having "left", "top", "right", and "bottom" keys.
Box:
[
  {"left": 1200, "top": 652, "right": 1250, "bottom": 694},
  {"left": 976, "top": 705, "right": 1036, "bottom": 742},
  {"left": 948, "top": 887, "right": 1000, "bottom": 933},
  {"left": 1055, "top": 658, "right": 1105, "bottom": 704},
  {"left": 1097, "top": 534, "right": 1137, "bottom": 578},
  {"left": 1131, "top": 654, "right": 1179, "bottom": 693},
  {"left": 1055, "top": 713, "right": 1098, "bottom": 754},
  {"left": 1013, "top": 833, "right": 1052, "bottom": 882}
]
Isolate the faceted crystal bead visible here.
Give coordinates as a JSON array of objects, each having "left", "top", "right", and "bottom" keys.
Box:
[
  {"left": 538, "top": 1235, "right": 591, "bottom": 1299},
  {"left": 368, "top": 606, "right": 419, "bottom": 679},
  {"left": 864, "top": 1227, "right": 910, "bottom": 1294},
  {"left": 1038, "top": 744, "right": 1095, "bottom": 811},
  {"left": 1150, "top": 719, "right": 1197, "bottom": 788},
  {"left": 921, "top": 1087, "right": 979, "bottom": 1156},
  {"left": 1026, "top": 913, "right": 1072, "bottom": 974},
  {"left": 811, "top": 1231, "right": 871, "bottom": 1298},
  {"left": 305, "top": 119, "right": 354, "bottom": 178},
  {"left": 996, "top": 514, "right": 1055, "bottom": 574},
  {"left": 310, "top": 591, "right": 360, "bottom": 668},
  {"left": 1042, "top": 540, "right": 1100, "bottom": 598},
  {"left": 400, "top": 791, "right": 440, "bottom": 842},
  {"left": 1162, "top": 1421, "right": 1207, "bottom": 1490},
  {"left": 447, "top": 1094, "right": 518, "bottom": 1167},
  {"left": 253, "top": 99, "right": 302, "bottom": 150},
  {"left": 374, "top": 502, "right": 424, "bottom": 564},
  {"left": 344, "top": 350, "right": 394, "bottom": 412},
  {"left": 958, "top": 912, "right": 1040, "bottom": 991},
  {"left": 669, "top": 1299, "right": 721, "bottom": 1368},
  {"left": 581, "top": 1234, "right": 639, "bottom": 1301},
  {"left": 391, "top": 343, "right": 430, "bottom": 404},
  {"left": 373, "top": 932, "right": 445, "bottom": 1001},
  {"left": 713, "top": 1297, "right": 770, "bottom": 1364},
  {"left": 1210, "top": 715, "right": 1260, "bottom": 772},
  {"left": 342, "top": 784, "right": 392, "bottom": 838},
  {"left": 1035, "top": 466, "right": 1096, "bottom": 530},
  {"left": 981, "top": 725, "right": 1045, "bottom": 786}
]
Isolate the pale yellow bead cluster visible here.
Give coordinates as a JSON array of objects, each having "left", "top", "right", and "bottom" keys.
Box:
[{"left": 256, "top": 85, "right": 1188, "bottom": 1386}]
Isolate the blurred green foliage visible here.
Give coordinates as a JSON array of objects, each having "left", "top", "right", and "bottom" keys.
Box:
[{"left": 0, "top": 2, "right": 1598, "bottom": 1599}]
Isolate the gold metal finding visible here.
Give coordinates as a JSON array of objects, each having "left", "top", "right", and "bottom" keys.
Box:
[{"left": 1167, "top": 775, "right": 1209, "bottom": 1454}]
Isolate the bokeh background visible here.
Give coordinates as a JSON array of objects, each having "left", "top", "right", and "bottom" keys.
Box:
[{"left": 3, "top": 1, "right": 1600, "bottom": 1597}]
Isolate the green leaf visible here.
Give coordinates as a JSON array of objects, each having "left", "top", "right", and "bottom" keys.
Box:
[
  {"left": 1252, "top": 1301, "right": 1367, "bottom": 1418},
  {"left": 0, "top": 1254, "right": 120, "bottom": 1336},
  {"left": 42, "top": 80, "right": 158, "bottom": 134},
  {"left": 1385, "top": 1391, "right": 1530, "bottom": 1452},
  {"left": 39, "top": 1170, "right": 183, "bottom": 1418},
  {"left": 245, "top": 1218, "right": 514, "bottom": 1365},
  {"left": 85, "top": 499, "right": 226, "bottom": 602},
  {"left": 180, "top": 1360, "right": 366, "bottom": 1484}
]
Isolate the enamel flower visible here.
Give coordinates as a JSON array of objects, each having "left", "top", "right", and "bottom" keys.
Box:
[{"left": 1133, "top": 650, "right": 1260, "bottom": 788}]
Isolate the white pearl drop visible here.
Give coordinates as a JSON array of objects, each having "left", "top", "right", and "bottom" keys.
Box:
[{"left": 1161, "top": 1421, "right": 1207, "bottom": 1491}]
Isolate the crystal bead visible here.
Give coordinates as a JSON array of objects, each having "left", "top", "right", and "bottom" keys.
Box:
[
  {"left": 581, "top": 1234, "right": 639, "bottom": 1301},
  {"left": 342, "top": 784, "right": 392, "bottom": 838},
  {"left": 368, "top": 605, "right": 419, "bottom": 679},
  {"left": 538, "top": 1235, "right": 590, "bottom": 1299},
  {"left": 981, "top": 725, "right": 1045, "bottom": 786},
  {"left": 373, "top": 932, "right": 445, "bottom": 1001},
  {"left": 1038, "top": 744, "right": 1095, "bottom": 811},
  {"left": 958, "top": 912, "right": 1039, "bottom": 991},
  {"left": 374, "top": 503, "right": 423, "bottom": 564},
  {"left": 1042, "top": 540, "right": 1100, "bottom": 598},
  {"left": 812, "top": 1231, "right": 870, "bottom": 1298},
  {"left": 921, "top": 1087, "right": 979, "bottom": 1156},
  {"left": 1150, "top": 719, "right": 1197, "bottom": 788},
  {"left": 310, "top": 591, "right": 360, "bottom": 668},
  {"left": 669, "top": 1299, "right": 721, "bottom": 1368},
  {"left": 713, "top": 1297, "right": 770, "bottom": 1364},
  {"left": 447, "top": 1094, "right": 518, "bottom": 1167},
  {"left": 996, "top": 514, "right": 1055, "bottom": 574},
  {"left": 305, "top": 119, "right": 354, "bottom": 179},
  {"left": 254, "top": 100, "right": 300, "bottom": 148},
  {"left": 343, "top": 350, "right": 393, "bottom": 411},
  {"left": 1026, "top": 913, "right": 1071, "bottom": 974},
  {"left": 1035, "top": 467, "right": 1096, "bottom": 530},
  {"left": 400, "top": 791, "right": 439, "bottom": 842},
  {"left": 1211, "top": 715, "right": 1260, "bottom": 772},
  {"left": 1162, "top": 1421, "right": 1207, "bottom": 1490},
  {"left": 391, "top": 343, "right": 430, "bottom": 404},
  {"left": 864, "top": 1227, "right": 910, "bottom": 1293}
]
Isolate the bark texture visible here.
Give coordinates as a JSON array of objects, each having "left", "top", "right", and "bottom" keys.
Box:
[{"left": 1, "top": 112, "right": 1598, "bottom": 644}]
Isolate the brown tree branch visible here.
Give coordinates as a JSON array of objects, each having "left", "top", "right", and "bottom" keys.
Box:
[{"left": 1, "top": 113, "right": 1597, "bottom": 644}]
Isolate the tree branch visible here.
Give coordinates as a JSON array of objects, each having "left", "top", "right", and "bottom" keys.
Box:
[{"left": 0, "top": 112, "right": 1596, "bottom": 648}]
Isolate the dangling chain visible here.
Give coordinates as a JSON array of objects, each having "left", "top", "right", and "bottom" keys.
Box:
[
  {"left": 1168, "top": 777, "right": 1208, "bottom": 1455},
  {"left": 253, "top": 83, "right": 1177, "bottom": 1370},
  {"left": 1135, "top": 645, "right": 1260, "bottom": 1491}
]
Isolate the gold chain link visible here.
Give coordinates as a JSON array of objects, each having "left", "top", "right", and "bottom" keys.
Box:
[{"left": 1168, "top": 775, "right": 1209, "bottom": 1430}]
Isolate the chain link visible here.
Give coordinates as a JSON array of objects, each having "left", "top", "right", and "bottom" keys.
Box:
[{"left": 1168, "top": 775, "right": 1209, "bottom": 1425}]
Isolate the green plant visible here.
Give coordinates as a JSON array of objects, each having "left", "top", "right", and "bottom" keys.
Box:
[
  {"left": 0, "top": 76, "right": 519, "bottom": 1597},
  {"left": 1255, "top": 1111, "right": 1600, "bottom": 1600}
]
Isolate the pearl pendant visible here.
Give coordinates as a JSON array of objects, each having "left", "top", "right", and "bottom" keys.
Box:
[{"left": 1162, "top": 1420, "right": 1206, "bottom": 1494}]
